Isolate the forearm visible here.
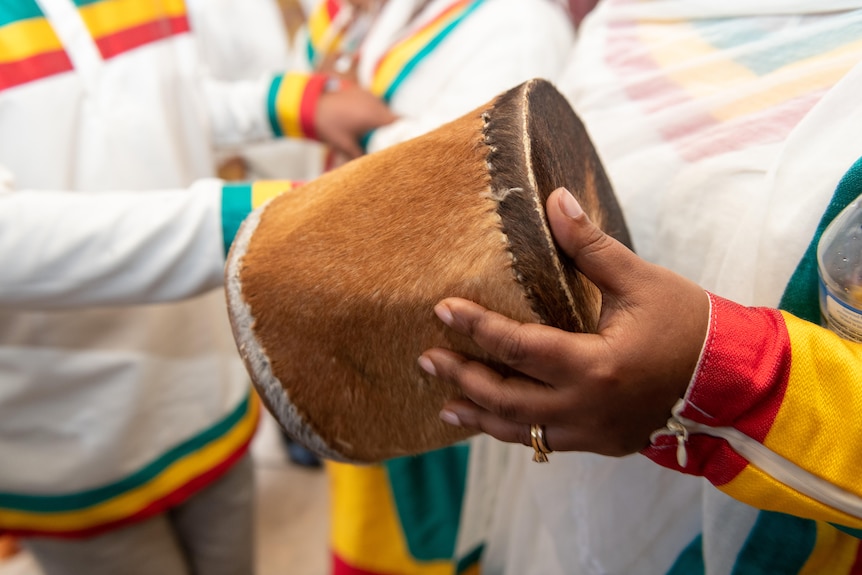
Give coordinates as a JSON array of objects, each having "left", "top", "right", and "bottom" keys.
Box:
[
  {"left": 0, "top": 179, "right": 297, "bottom": 310},
  {"left": 646, "top": 293, "right": 862, "bottom": 530}
]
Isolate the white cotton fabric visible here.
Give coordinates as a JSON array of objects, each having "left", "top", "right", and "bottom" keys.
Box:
[
  {"left": 188, "top": 0, "right": 328, "bottom": 181},
  {"left": 357, "top": 0, "right": 577, "bottom": 152},
  {"left": 0, "top": 0, "right": 279, "bottom": 494},
  {"left": 468, "top": 1, "right": 862, "bottom": 573}
]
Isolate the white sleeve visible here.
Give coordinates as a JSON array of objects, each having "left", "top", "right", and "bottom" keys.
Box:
[
  {"left": 188, "top": 0, "right": 294, "bottom": 148},
  {"left": 200, "top": 74, "right": 278, "bottom": 148},
  {"left": 187, "top": 0, "right": 291, "bottom": 81},
  {"left": 0, "top": 174, "right": 226, "bottom": 310},
  {"left": 368, "top": 0, "right": 576, "bottom": 151}
]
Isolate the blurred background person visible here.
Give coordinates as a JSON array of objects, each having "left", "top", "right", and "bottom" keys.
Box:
[
  {"left": 0, "top": 0, "right": 392, "bottom": 573},
  {"left": 188, "top": 0, "right": 331, "bottom": 185}
]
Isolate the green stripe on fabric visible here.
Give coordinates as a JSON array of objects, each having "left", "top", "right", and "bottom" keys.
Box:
[
  {"left": 694, "top": 18, "right": 862, "bottom": 78},
  {"left": 456, "top": 544, "right": 484, "bottom": 575},
  {"left": 385, "top": 444, "right": 469, "bottom": 562},
  {"left": 359, "top": 129, "right": 373, "bottom": 153},
  {"left": 731, "top": 158, "right": 862, "bottom": 573},
  {"left": 266, "top": 74, "right": 284, "bottom": 138},
  {"left": 221, "top": 182, "right": 253, "bottom": 256},
  {"left": 382, "top": 0, "right": 485, "bottom": 103},
  {"left": 0, "top": 0, "right": 44, "bottom": 28},
  {"left": 666, "top": 533, "right": 705, "bottom": 575},
  {"left": 71, "top": 0, "right": 104, "bottom": 6},
  {"left": 833, "top": 524, "right": 862, "bottom": 540},
  {"left": 779, "top": 156, "right": 862, "bottom": 321},
  {"left": 0, "top": 393, "right": 251, "bottom": 513},
  {"left": 306, "top": 38, "right": 316, "bottom": 68},
  {"left": 731, "top": 511, "right": 816, "bottom": 574}
]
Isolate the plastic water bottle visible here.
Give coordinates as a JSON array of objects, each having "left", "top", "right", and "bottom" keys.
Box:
[{"left": 817, "top": 196, "right": 862, "bottom": 343}]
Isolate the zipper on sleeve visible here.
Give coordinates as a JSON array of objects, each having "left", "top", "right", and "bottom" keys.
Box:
[{"left": 651, "top": 400, "right": 862, "bottom": 521}]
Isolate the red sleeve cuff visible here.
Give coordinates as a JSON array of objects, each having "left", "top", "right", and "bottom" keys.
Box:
[
  {"left": 680, "top": 293, "right": 791, "bottom": 439},
  {"left": 643, "top": 293, "right": 792, "bottom": 482}
]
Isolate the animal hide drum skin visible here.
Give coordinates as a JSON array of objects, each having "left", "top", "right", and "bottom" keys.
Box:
[{"left": 225, "top": 78, "right": 631, "bottom": 463}]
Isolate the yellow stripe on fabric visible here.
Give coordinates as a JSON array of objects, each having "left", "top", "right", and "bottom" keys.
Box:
[
  {"left": 275, "top": 73, "right": 309, "bottom": 139},
  {"left": 640, "top": 21, "right": 862, "bottom": 123},
  {"left": 327, "top": 462, "right": 452, "bottom": 575},
  {"left": 78, "top": 0, "right": 186, "bottom": 39},
  {"left": 307, "top": 5, "right": 328, "bottom": 42},
  {"left": 761, "top": 312, "right": 862, "bottom": 499},
  {"left": 0, "top": 18, "right": 63, "bottom": 64},
  {"left": 720, "top": 462, "right": 862, "bottom": 531},
  {"left": 0, "top": 396, "right": 258, "bottom": 532},
  {"left": 307, "top": 2, "right": 340, "bottom": 55},
  {"left": 712, "top": 39, "right": 862, "bottom": 121},
  {"left": 798, "top": 521, "right": 860, "bottom": 575},
  {"left": 637, "top": 21, "right": 756, "bottom": 102},
  {"left": 251, "top": 181, "right": 295, "bottom": 209},
  {"left": 369, "top": 1, "right": 470, "bottom": 98}
]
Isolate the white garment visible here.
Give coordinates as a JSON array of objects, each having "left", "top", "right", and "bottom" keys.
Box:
[
  {"left": 187, "top": 0, "right": 290, "bottom": 81},
  {"left": 187, "top": 0, "right": 327, "bottom": 181},
  {"left": 475, "top": 1, "right": 862, "bottom": 573},
  {"left": 0, "top": 183, "right": 223, "bottom": 309},
  {"left": 357, "top": 0, "right": 576, "bottom": 152},
  {"left": 0, "top": 0, "right": 273, "bottom": 498}
]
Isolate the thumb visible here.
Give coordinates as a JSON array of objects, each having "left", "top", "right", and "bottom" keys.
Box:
[{"left": 546, "top": 187, "right": 641, "bottom": 295}]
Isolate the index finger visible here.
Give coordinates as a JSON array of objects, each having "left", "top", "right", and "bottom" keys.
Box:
[{"left": 434, "top": 297, "right": 599, "bottom": 385}]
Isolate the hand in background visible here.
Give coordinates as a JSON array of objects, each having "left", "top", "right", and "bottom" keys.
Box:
[
  {"left": 419, "top": 188, "right": 710, "bottom": 456},
  {"left": 315, "top": 82, "right": 397, "bottom": 159}
]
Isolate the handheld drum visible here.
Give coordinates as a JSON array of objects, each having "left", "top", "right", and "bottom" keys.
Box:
[{"left": 225, "top": 79, "right": 630, "bottom": 463}]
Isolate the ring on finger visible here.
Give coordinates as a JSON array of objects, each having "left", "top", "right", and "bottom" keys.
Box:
[{"left": 530, "top": 424, "right": 552, "bottom": 463}]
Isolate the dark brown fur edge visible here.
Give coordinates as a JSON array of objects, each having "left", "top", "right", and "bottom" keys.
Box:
[
  {"left": 526, "top": 79, "right": 633, "bottom": 332},
  {"left": 527, "top": 81, "right": 632, "bottom": 248},
  {"left": 487, "top": 79, "right": 601, "bottom": 332}
]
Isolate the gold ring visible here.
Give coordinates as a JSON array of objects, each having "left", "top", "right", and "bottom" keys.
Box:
[{"left": 530, "top": 424, "right": 552, "bottom": 463}]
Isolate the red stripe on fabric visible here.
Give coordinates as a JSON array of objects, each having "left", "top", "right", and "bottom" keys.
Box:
[
  {"left": 326, "top": 0, "right": 340, "bottom": 20},
  {"left": 95, "top": 15, "right": 189, "bottom": 60},
  {"left": 684, "top": 295, "right": 791, "bottom": 443},
  {"left": 0, "top": 50, "right": 73, "bottom": 91},
  {"left": 603, "top": 21, "right": 695, "bottom": 112},
  {"left": 602, "top": 22, "right": 818, "bottom": 161},
  {"left": 299, "top": 74, "right": 327, "bottom": 140},
  {"left": 664, "top": 92, "right": 822, "bottom": 162},
  {"left": 851, "top": 541, "right": 862, "bottom": 575},
  {"left": 370, "top": 0, "right": 474, "bottom": 81},
  {"left": 643, "top": 434, "right": 749, "bottom": 486},
  {"left": 4, "top": 440, "right": 252, "bottom": 540},
  {"left": 427, "top": 0, "right": 467, "bottom": 23},
  {"left": 643, "top": 294, "right": 793, "bottom": 487},
  {"left": 333, "top": 553, "right": 398, "bottom": 575}
]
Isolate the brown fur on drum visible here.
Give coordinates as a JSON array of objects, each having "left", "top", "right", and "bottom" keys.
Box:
[{"left": 225, "top": 79, "right": 631, "bottom": 463}]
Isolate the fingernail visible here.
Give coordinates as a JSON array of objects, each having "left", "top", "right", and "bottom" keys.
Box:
[
  {"left": 434, "top": 303, "right": 454, "bottom": 326},
  {"left": 439, "top": 409, "right": 462, "bottom": 427},
  {"left": 558, "top": 189, "right": 583, "bottom": 219},
  {"left": 418, "top": 355, "right": 436, "bottom": 376}
]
